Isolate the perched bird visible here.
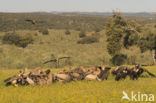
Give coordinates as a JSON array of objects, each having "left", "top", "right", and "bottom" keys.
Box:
[{"left": 25, "top": 19, "right": 36, "bottom": 25}]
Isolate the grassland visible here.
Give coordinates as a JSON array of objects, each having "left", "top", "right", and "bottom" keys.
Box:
[
  {"left": 0, "top": 29, "right": 154, "bottom": 69},
  {"left": 0, "top": 66, "right": 155, "bottom": 103},
  {"left": 0, "top": 12, "right": 155, "bottom": 103},
  {"left": 0, "top": 12, "right": 155, "bottom": 69}
]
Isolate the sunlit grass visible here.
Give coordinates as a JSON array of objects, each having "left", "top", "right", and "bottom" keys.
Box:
[{"left": 0, "top": 66, "right": 155, "bottom": 103}]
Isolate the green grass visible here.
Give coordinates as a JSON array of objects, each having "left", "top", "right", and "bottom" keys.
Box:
[
  {"left": 0, "top": 66, "right": 156, "bottom": 103},
  {"left": 0, "top": 29, "right": 154, "bottom": 69},
  {"left": 0, "top": 29, "right": 111, "bottom": 69}
]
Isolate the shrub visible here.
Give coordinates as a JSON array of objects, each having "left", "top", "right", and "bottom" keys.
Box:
[
  {"left": 79, "top": 30, "right": 86, "bottom": 38},
  {"left": 34, "top": 33, "right": 38, "bottom": 36},
  {"left": 65, "top": 29, "right": 71, "bottom": 35},
  {"left": 2, "top": 33, "right": 34, "bottom": 48},
  {"left": 39, "top": 28, "right": 49, "bottom": 35},
  {"left": 111, "top": 54, "right": 127, "bottom": 66},
  {"left": 77, "top": 36, "right": 99, "bottom": 44},
  {"left": 94, "top": 27, "right": 101, "bottom": 32}
]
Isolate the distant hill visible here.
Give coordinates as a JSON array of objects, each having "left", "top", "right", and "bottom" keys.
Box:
[
  {"left": 0, "top": 12, "right": 155, "bottom": 32},
  {"left": 51, "top": 11, "right": 156, "bottom": 18}
]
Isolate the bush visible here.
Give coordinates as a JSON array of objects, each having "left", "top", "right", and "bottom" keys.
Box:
[
  {"left": 77, "top": 36, "right": 99, "bottom": 44},
  {"left": 39, "top": 28, "right": 49, "bottom": 35},
  {"left": 34, "top": 33, "right": 38, "bottom": 36},
  {"left": 79, "top": 31, "right": 86, "bottom": 38},
  {"left": 2, "top": 33, "right": 34, "bottom": 48},
  {"left": 65, "top": 29, "right": 71, "bottom": 35},
  {"left": 94, "top": 27, "right": 101, "bottom": 32},
  {"left": 111, "top": 54, "right": 127, "bottom": 66}
]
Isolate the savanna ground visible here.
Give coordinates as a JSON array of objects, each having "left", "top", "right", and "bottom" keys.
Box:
[
  {"left": 0, "top": 13, "right": 156, "bottom": 103},
  {"left": 0, "top": 12, "right": 156, "bottom": 69},
  {"left": 0, "top": 28, "right": 155, "bottom": 69},
  {"left": 0, "top": 66, "right": 156, "bottom": 103}
]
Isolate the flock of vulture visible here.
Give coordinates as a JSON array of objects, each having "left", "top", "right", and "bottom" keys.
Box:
[{"left": 4, "top": 65, "right": 156, "bottom": 86}]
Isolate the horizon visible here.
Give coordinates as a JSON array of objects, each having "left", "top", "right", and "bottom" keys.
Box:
[{"left": 0, "top": 11, "right": 155, "bottom": 14}]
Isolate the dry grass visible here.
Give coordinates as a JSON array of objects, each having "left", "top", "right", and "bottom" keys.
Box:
[{"left": 0, "top": 29, "right": 154, "bottom": 69}]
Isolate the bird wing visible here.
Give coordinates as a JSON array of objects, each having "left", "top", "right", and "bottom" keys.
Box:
[
  {"left": 58, "top": 57, "right": 71, "bottom": 60},
  {"left": 25, "top": 19, "right": 32, "bottom": 22},
  {"left": 43, "top": 59, "right": 56, "bottom": 64},
  {"left": 25, "top": 19, "right": 36, "bottom": 25}
]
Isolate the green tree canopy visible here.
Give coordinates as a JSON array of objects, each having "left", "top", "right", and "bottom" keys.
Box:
[
  {"left": 105, "top": 12, "right": 141, "bottom": 56},
  {"left": 138, "top": 32, "right": 156, "bottom": 52}
]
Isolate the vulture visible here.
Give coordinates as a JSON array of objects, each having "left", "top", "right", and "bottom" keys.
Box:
[
  {"left": 25, "top": 19, "right": 36, "bottom": 25},
  {"left": 43, "top": 57, "right": 71, "bottom": 68}
]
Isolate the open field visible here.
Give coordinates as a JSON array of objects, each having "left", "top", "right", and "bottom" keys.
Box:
[
  {"left": 0, "top": 12, "right": 155, "bottom": 69},
  {"left": 0, "top": 12, "right": 155, "bottom": 103},
  {"left": 0, "top": 28, "right": 154, "bottom": 69},
  {"left": 0, "top": 66, "right": 156, "bottom": 103}
]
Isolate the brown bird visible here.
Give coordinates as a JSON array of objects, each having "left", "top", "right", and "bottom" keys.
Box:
[
  {"left": 43, "top": 57, "right": 71, "bottom": 68},
  {"left": 25, "top": 19, "right": 36, "bottom": 25}
]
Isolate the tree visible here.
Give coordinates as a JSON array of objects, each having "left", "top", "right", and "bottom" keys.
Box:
[
  {"left": 105, "top": 12, "right": 141, "bottom": 65},
  {"left": 138, "top": 32, "right": 156, "bottom": 65},
  {"left": 111, "top": 54, "right": 127, "bottom": 66},
  {"left": 105, "top": 12, "right": 140, "bottom": 55}
]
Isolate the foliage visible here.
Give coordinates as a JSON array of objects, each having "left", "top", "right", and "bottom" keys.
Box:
[
  {"left": 65, "top": 29, "right": 71, "bottom": 35},
  {"left": 2, "top": 33, "right": 34, "bottom": 48},
  {"left": 39, "top": 28, "right": 49, "bottom": 35},
  {"left": 34, "top": 33, "right": 38, "bottom": 36},
  {"left": 79, "top": 30, "right": 86, "bottom": 38},
  {"left": 105, "top": 12, "right": 125, "bottom": 55},
  {"left": 0, "top": 29, "right": 153, "bottom": 68},
  {"left": 0, "top": 11, "right": 155, "bottom": 68},
  {"left": 105, "top": 12, "right": 141, "bottom": 56},
  {"left": 138, "top": 32, "right": 156, "bottom": 52},
  {"left": 0, "top": 12, "right": 108, "bottom": 32},
  {"left": 111, "top": 54, "right": 127, "bottom": 66},
  {"left": 0, "top": 12, "right": 153, "bottom": 32}
]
